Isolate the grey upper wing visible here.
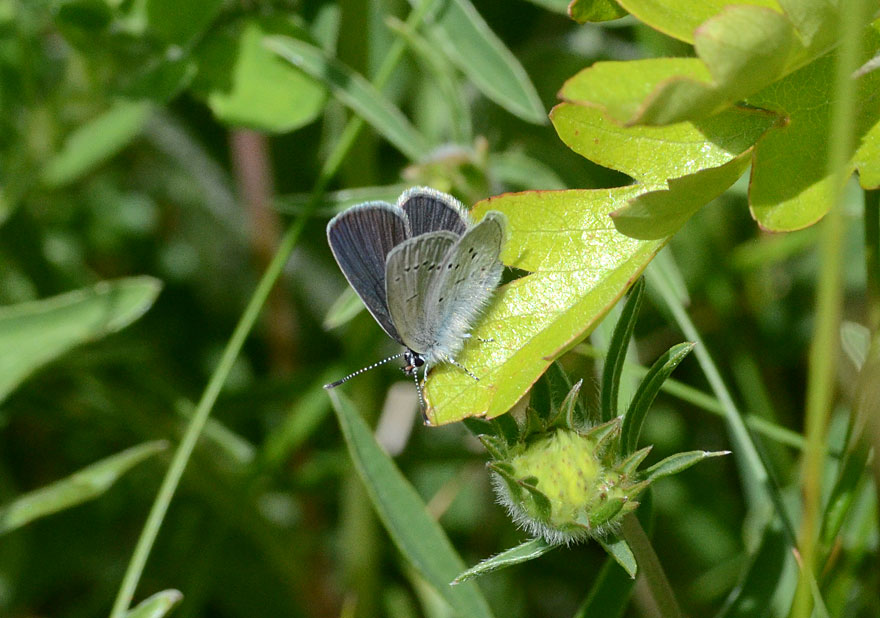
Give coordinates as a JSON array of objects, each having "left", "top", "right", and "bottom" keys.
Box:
[
  {"left": 423, "top": 211, "right": 507, "bottom": 362},
  {"left": 385, "top": 230, "right": 458, "bottom": 353},
  {"left": 399, "top": 187, "right": 468, "bottom": 237},
  {"left": 327, "top": 202, "right": 409, "bottom": 344}
]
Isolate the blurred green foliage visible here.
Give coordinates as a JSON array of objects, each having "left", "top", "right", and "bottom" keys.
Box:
[{"left": 0, "top": 0, "right": 878, "bottom": 617}]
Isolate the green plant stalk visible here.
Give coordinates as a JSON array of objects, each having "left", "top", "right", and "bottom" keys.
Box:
[
  {"left": 107, "top": 2, "right": 438, "bottom": 614},
  {"left": 648, "top": 267, "right": 798, "bottom": 545},
  {"left": 864, "top": 189, "right": 879, "bottom": 331},
  {"left": 619, "top": 514, "right": 682, "bottom": 618},
  {"left": 790, "top": 3, "right": 868, "bottom": 615}
]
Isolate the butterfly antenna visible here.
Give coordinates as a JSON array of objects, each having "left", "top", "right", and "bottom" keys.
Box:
[
  {"left": 413, "top": 368, "right": 429, "bottom": 425},
  {"left": 324, "top": 352, "right": 406, "bottom": 389}
]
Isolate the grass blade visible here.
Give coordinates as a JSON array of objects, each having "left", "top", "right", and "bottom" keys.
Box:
[
  {"left": 265, "top": 36, "right": 432, "bottom": 160},
  {"left": 329, "top": 390, "right": 495, "bottom": 618},
  {"left": 0, "top": 441, "right": 167, "bottom": 535},
  {"left": 601, "top": 277, "right": 645, "bottom": 423}
]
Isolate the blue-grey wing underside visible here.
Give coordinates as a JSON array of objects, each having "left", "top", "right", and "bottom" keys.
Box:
[
  {"left": 327, "top": 203, "right": 408, "bottom": 344},
  {"left": 385, "top": 231, "right": 458, "bottom": 352},
  {"left": 400, "top": 188, "right": 468, "bottom": 237},
  {"left": 424, "top": 211, "right": 506, "bottom": 362}
]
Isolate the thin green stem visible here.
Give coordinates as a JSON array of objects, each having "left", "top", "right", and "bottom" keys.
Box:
[
  {"left": 791, "top": 2, "right": 869, "bottom": 615},
  {"left": 108, "top": 2, "right": 437, "bottom": 614},
  {"left": 619, "top": 514, "right": 682, "bottom": 618},
  {"left": 648, "top": 264, "right": 799, "bottom": 547},
  {"left": 864, "top": 189, "right": 879, "bottom": 331}
]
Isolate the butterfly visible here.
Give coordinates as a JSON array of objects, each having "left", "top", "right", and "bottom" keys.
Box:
[{"left": 324, "top": 187, "right": 506, "bottom": 413}]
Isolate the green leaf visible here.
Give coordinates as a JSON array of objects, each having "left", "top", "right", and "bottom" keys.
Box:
[
  {"left": 322, "top": 287, "right": 365, "bottom": 330},
  {"left": 597, "top": 535, "right": 637, "bottom": 578},
  {"left": 41, "top": 100, "right": 152, "bottom": 188},
  {"left": 642, "top": 450, "right": 729, "bottom": 484},
  {"left": 583, "top": 2, "right": 839, "bottom": 124},
  {"left": 425, "top": 189, "right": 665, "bottom": 424},
  {"left": 125, "top": 589, "right": 184, "bottom": 618},
  {"left": 612, "top": 151, "right": 752, "bottom": 239},
  {"left": 274, "top": 184, "right": 409, "bottom": 217},
  {"left": 621, "top": 341, "right": 694, "bottom": 453},
  {"left": 328, "top": 391, "right": 495, "bottom": 618},
  {"left": 569, "top": 0, "right": 628, "bottom": 23},
  {"left": 191, "top": 18, "right": 327, "bottom": 133},
  {"left": 601, "top": 278, "right": 644, "bottom": 422},
  {"left": 266, "top": 36, "right": 431, "bottom": 160},
  {"left": 0, "top": 277, "right": 162, "bottom": 404},
  {"left": 145, "top": 0, "right": 222, "bottom": 45},
  {"left": 411, "top": 0, "right": 546, "bottom": 124},
  {"left": 0, "top": 441, "right": 167, "bottom": 535},
  {"left": 453, "top": 537, "right": 557, "bottom": 584},
  {"left": 820, "top": 439, "right": 870, "bottom": 547},
  {"left": 550, "top": 101, "right": 772, "bottom": 186},
  {"left": 748, "top": 37, "right": 880, "bottom": 231}
]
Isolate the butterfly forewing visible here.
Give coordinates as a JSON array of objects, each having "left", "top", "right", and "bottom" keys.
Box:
[
  {"left": 327, "top": 203, "right": 409, "bottom": 344},
  {"left": 424, "top": 211, "right": 506, "bottom": 363},
  {"left": 385, "top": 231, "right": 458, "bottom": 353},
  {"left": 400, "top": 188, "right": 468, "bottom": 237}
]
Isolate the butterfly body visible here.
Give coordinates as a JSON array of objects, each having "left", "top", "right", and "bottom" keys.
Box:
[{"left": 325, "top": 187, "right": 506, "bottom": 404}]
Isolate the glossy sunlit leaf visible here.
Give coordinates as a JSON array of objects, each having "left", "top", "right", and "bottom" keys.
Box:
[
  {"left": 410, "top": 0, "right": 546, "bottom": 124},
  {"left": 453, "top": 537, "right": 557, "bottom": 584},
  {"left": 550, "top": 102, "right": 771, "bottom": 186},
  {"left": 328, "top": 391, "right": 495, "bottom": 618},
  {"left": 192, "top": 18, "right": 326, "bottom": 133},
  {"left": 563, "top": 2, "right": 842, "bottom": 125},
  {"left": 125, "top": 589, "right": 183, "bottom": 618},
  {"left": 266, "top": 36, "right": 431, "bottom": 160},
  {"left": 0, "top": 441, "right": 167, "bottom": 535},
  {"left": 425, "top": 189, "right": 665, "bottom": 424},
  {"left": 0, "top": 277, "right": 162, "bottom": 404},
  {"left": 41, "top": 100, "right": 152, "bottom": 188}
]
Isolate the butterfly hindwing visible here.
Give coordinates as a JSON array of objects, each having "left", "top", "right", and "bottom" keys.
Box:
[
  {"left": 423, "top": 211, "right": 506, "bottom": 364},
  {"left": 385, "top": 231, "right": 458, "bottom": 353},
  {"left": 327, "top": 202, "right": 409, "bottom": 344},
  {"left": 399, "top": 187, "right": 469, "bottom": 237}
]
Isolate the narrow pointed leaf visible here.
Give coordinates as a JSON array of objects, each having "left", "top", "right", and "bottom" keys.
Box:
[
  {"left": 601, "top": 278, "right": 644, "bottom": 422},
  {"left": 125, "top": 590, "right": 184, "bottom": 618},
  {"left": 642, "top": 450, "right": 730, "bottom": 484},
  {"left": 41, "top": 100, "right": 152, "bottom": 188},
  {"left": 0, "top": 441, "right": 167, "bottom": 535},
  {"left": 328, "top": 391, "right": 494, "bottom": 618},
  {"left": 0, "top": 277, "right": 162, "bottom": 404},
  {"left": 621, "top": 342, "right": 694, "bottom": 453},
  {"left": 453, "top": 537, "right": 557, "bottom": 584},
  {"left": 841, "top": 321, "right": 871, "bottom": 369},
  {"left": 412, "top": 0, "right": 545, "bottom": 123},
  {"left": 597, "top": 535, "right": 637, "bottom": 578},
  {"left": 820, "top": 439, "right": 871, "bottom": 546},
  {"left": 266, "top": 36, "right": 431, "bottom": 160}
]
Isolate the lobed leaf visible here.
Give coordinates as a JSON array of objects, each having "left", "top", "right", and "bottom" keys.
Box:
[
  {"left": 328, "top": 391, "right": 495, "bottom": 618},
  {"left": 425, "top": 189, "right": 665, "bottom": 424},
  {"left": 0, "top": 277, "right": 162, "bottom": 404},
  {"left": 569, "top": 0, "right": 628, "bottom": 23},
  {"left": 0, "top": 441, "right": 167, "bottom": 535}
]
